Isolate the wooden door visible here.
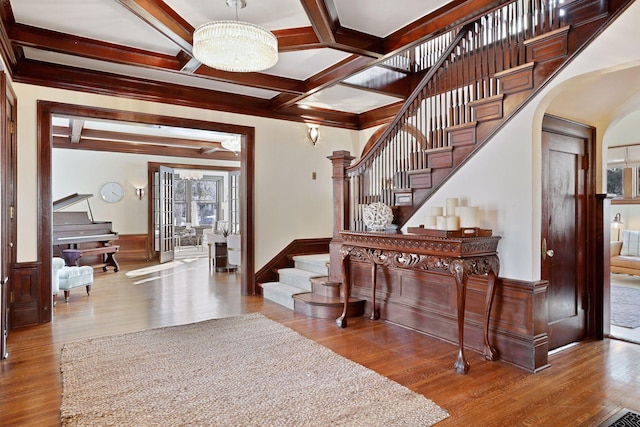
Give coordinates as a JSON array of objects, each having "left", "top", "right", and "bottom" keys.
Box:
[
  {"left": 157, "top": 165, "right": 175, "bottom": 263},
  {"left": 541, "top": 116, "right": 592, "bottom": 350},
  {"left": 1, "top": 74, "right": 16, "bottom": 352}
]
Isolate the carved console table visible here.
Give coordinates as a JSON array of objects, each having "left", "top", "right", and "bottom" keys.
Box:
[{"left": 337, "top": 229, "right": 501, "bottom": 374}]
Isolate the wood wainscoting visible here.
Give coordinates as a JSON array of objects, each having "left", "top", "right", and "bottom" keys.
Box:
[
  {"left": 114, "top": 234, "right": 149, "bottom": 263},
  {"left": 9, "top": 262, "right": 41, "bottom": 329},
  {"left": 347, "top": 258, "right": 550, "bottom": 372}
]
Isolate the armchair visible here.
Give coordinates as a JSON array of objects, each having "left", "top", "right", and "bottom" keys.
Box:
[{"left": 52, "top": 257, "right": 65, "bottom": 305}]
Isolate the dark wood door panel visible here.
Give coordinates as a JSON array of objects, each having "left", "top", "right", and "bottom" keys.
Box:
[
  {"left": 542, "top": 116, "right": 591, "bottom": 350},
  {"left": 10, "top": 265, "right": 40, "bottom": 328}
]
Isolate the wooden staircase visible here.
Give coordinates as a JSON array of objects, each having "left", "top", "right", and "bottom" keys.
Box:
[
  {"left": 340, "top": 0, "right": 632, "bottom": 231},
  {"left": 260, "top": 254, "right": 365, "bottom": 319}
]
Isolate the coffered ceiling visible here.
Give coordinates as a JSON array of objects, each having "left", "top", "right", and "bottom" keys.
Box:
[{"left": 0, "top": 0, "right": 504, "bottom": 130}]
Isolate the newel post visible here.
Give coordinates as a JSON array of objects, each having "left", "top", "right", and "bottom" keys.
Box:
[{"left": 327, "top": 150, "right": 355, "bottom": 282}]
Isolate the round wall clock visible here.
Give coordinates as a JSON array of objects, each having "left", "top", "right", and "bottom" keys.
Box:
[{"left": 100, "top": 181, "right": 124, "bottom": 203}]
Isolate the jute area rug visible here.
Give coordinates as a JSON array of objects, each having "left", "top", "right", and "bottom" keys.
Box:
[{"left": 60, "top": 313, "right": 449, "bottom": 426}]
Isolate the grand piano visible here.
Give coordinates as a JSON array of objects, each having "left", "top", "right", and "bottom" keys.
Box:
[{"left": 53, "top": 193, "right": 120, "bottom": 271}]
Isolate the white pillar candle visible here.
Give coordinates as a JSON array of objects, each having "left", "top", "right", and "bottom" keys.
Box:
[
  {"left": 424, "top": 215, "right": 437, "bottom": 229},
  {"left": 458, "top": 206, "right": 479, "bottom": 228},
  {"left": 446, "top": 198, "right": 459, "bottom": 216},
  {"left": 431, "top": 206, "right": 443, "bottom": 216},
  {"left": 436, "top": 216, "right": 447, "bottom": 230},
  {"left": 446, "top": 215, "right": 460, "bottom": 231}
]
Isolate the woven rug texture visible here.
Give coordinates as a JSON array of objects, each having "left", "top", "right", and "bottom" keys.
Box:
[
  {"left": 611, "top": 285, "right": 640, "bottom": 329},
  {"left": 60, "top": 313, "right": 449, "bottom": 426}
]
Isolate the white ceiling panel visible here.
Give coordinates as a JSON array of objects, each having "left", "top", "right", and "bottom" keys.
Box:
[
  {"left": 264, "top": 49, "right": 352, "bottom": 80},
  {"left": 24, "top": 47, "right": 280, "bottom": 100},
  {"left": 12, "top": 0, "right": 179, "bottom": 55},
  {"left": 299, "top": 84, "right": 401, "bottom": 114},
  {"left": 334, "top": 0, "right": 449, "bottom": 37}
]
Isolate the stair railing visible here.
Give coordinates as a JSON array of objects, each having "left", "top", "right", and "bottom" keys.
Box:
[{"left": 345, "top": 0, "right": 565, "bottom": 231}]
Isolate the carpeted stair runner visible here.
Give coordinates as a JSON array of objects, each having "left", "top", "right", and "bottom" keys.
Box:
[
  {"left": 261, "top": 254, "right": 365, "bottom": 318},
  {"left": 261, "top": 254, "right": 329, "bottom": 310}
]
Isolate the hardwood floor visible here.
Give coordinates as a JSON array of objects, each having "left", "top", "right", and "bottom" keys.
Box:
[{"left": 1, "top": 257, "right": 639, "bottom": 426}]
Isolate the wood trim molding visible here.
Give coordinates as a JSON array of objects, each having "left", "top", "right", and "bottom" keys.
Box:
[{"left": 37, "top": 102, "right": 257, "bottom": 322}]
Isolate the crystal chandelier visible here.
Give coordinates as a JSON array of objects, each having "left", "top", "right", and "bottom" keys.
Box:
[{"left": 193, "top": 0, "right": 278, "bottom": 73}]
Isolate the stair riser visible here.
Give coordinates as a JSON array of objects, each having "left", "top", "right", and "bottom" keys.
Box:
[
  {"left": 262, "top": 287, "right": 295, "bottom": 310},
  {"left": 311, "top": 281, "right": 341, "bottom": 298},
  {"left": 278, "top": 273, "right": 313, "bottom": 290},
  {"left": 293, "top": 299, "right": 365, "bottom": 319},
  {"left": 293, "top": 260, "right": 328, "bottom": 276}
]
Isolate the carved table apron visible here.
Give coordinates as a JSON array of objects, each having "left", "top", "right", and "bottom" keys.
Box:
[{"left": 337, "top": 231, "right": 501, "bottom": 374}]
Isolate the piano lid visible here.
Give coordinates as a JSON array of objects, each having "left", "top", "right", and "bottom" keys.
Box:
[{"left": 53, "top": 193, "right": 94, "bottom": 212}]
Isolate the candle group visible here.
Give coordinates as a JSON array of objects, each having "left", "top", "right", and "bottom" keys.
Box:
[{"left": 423, "top": 198, "right": 480, "bottom": 231}]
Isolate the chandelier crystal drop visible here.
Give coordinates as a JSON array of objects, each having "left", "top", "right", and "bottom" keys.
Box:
[{"left": 193, "top": 1, "right": 278, "bottom": 73}]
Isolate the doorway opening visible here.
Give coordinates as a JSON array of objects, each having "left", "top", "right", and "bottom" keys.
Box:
[{"left": 38, "top": 102, "right": 256, "bottom": 326}]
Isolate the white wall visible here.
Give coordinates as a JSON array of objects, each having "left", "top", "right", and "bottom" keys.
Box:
[{"left": 14, "top": 85, "right": 360, "bottom": 269}]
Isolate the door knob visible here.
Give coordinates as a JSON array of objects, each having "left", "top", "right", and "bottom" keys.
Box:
[{"left": 542, "top": 238, "right": 554, "bottom": 260}]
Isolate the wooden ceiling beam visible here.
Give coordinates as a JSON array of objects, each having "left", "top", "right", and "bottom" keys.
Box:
[
  {"left": 9, "top": 24, "right": 181, "bottom": 70},
  {"left": 52, "top": 136, "right": 239, "bottom": 161},
  {"left": 299, "top": 0, "right": 338, "bottom": 43},
  {"left": 299, "top": 0, "right": 384, "bottom": 57},
  {"left": 193, "top": 67, "right": 305, "bottom": 95},
  {"left": 14, "top": 60, "right": 361, "bottom": 130},
  {"left": 10, "top": 24, "right": 306, "bottom": 95},
  {"left": 271, "top": 55, "right": 377, "bottom": 109},
  {"left": 52, "top": 125, "right": 227, "bottom": 148},
  {"left": 69, "top": 119, "right": 84, "bottom": 144},
  {"left": 0, "top": 1, "right": 17, "bottom": 68},
  {"left": 275, "top": 27, "right": 324, "bottom": 51},
  {"left": 115, "top": 0, "right": 195, "bottom": 54}
]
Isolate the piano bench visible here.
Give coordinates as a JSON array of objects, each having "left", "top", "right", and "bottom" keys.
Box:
[
  {"left": 63, "top": 245, "right": 120, "bottom": 272},
  {"left": 57, "top": 265, "right": 94, "bottom": 303}
]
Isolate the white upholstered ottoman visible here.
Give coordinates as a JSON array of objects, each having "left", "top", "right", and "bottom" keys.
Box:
[{"left": 58, "top": 265, "right": 94, "bottom": 303}]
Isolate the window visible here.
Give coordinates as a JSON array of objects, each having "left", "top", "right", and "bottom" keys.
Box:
[
  {"left": 607, "top": 167, "right": 623, "bottom": 196},
  {"left": 174, "top": 175, "right": 222, "bottom": 226}
]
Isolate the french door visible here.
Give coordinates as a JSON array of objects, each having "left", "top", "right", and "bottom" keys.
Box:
[{"left": 156, "top": 165, "right": 175, "bottom": 263}]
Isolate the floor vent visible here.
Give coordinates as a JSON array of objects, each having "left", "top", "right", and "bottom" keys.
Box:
[{"left": 599, "top": 409, "right": 640, "bottom": 427}]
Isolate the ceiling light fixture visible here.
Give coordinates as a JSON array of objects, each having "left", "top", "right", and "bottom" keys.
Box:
[
  {"left": 193, "top": 0, "right": 278, "bottom": 73},
  {"left": 221, "top": 135, "right": 241, "bottom": 153}
]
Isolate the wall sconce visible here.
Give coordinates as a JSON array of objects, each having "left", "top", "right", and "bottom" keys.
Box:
[
  {"left": 307, "top": 125, "right": 320, "bottom": 146},
  {"left": 135, "top": 187, "right": 145, "bottom": 200},
  {"left": 612, "top": 212, "right": 623, "bottom": 241}
]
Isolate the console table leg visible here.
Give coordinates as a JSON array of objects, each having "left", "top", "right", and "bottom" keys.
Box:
[
  {"left": 370, "top": 263, "right": 379, "bottom": 320},
  {"left": 482, "top": 266, "right": 499, "bottom": 361},
  {"left": 452, "top": 260, "right": 470, "bottom": 375},
  {"left": 336, "top": 252, "right": 350, "bottom": 328}
]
